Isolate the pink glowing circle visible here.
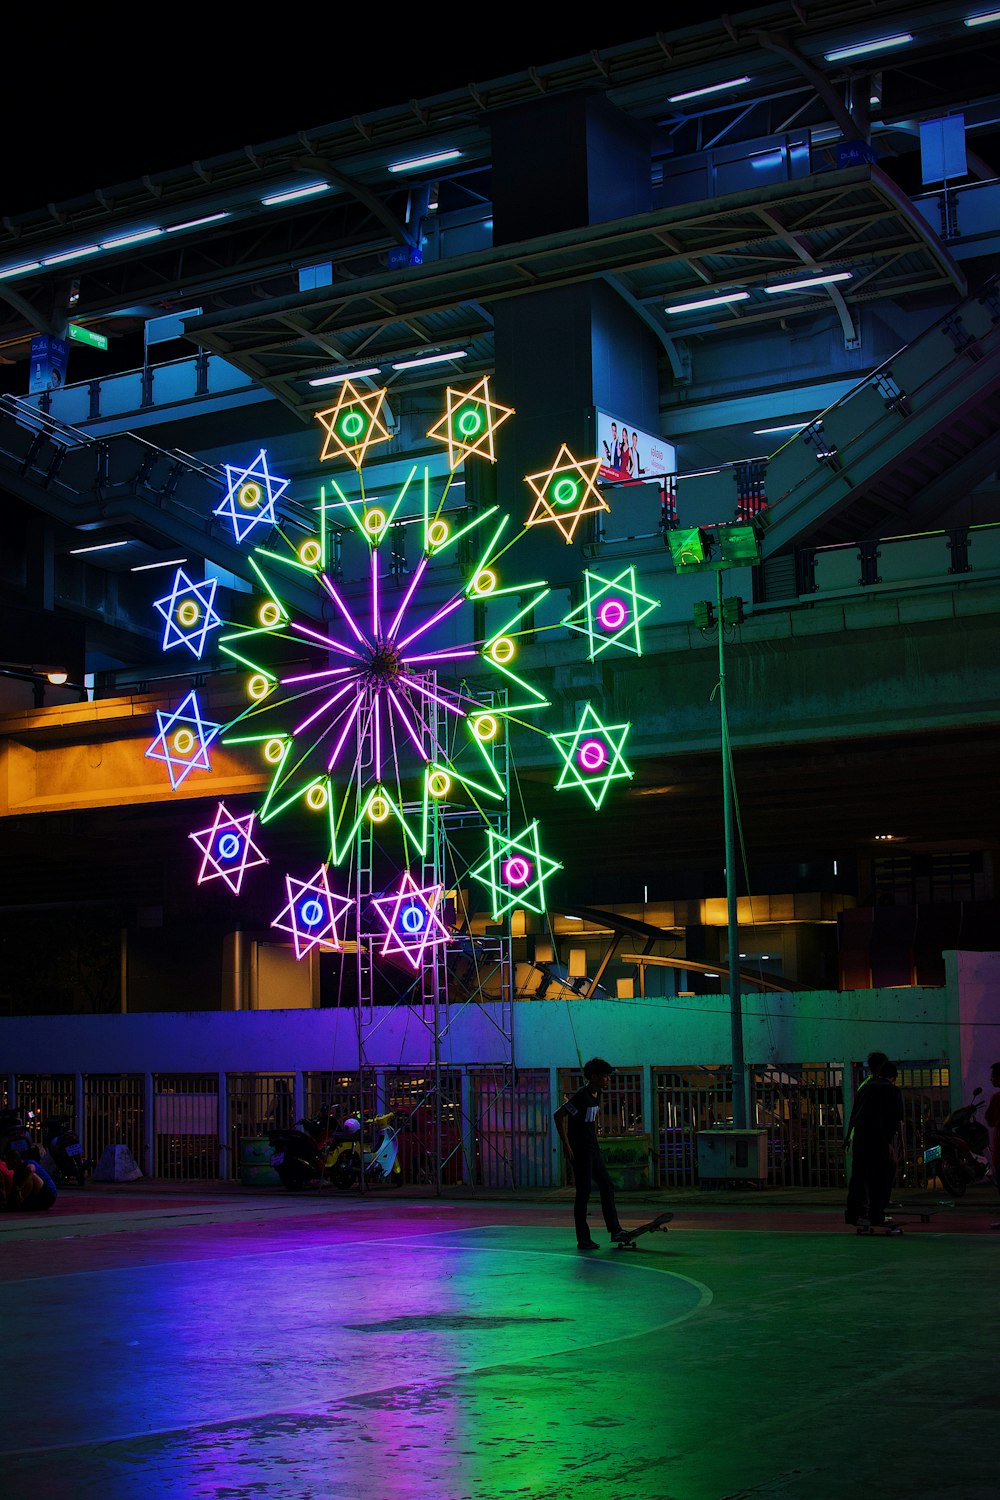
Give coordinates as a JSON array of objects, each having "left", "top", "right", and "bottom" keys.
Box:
[
  {"left": 503, "top": 856, "right": 532, "bottom": 887},
  {"left": 578, "top": 739, "right": 607, "bottom": 772},
  {"left": 598, "top": 597, "right": 628, "bottom": 631}
]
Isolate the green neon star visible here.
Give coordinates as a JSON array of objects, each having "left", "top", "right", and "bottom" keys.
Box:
[
  {"left": 469, "top": 819, "right": 562, "bottom": 919},
  {"left": 561, "top": 566, "right": 659, "bottom": 660},
  {"left": 549, "top": 704, "right": 633, "bottom": 810}
]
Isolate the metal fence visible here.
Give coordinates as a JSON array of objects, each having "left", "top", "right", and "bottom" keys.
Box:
[
  {"left": 752, "top": 1065, "right": 845, "bottom": 1188},
  {"left": 152, "top": 1074, "right": 220, "bottom": 1181},
  {"left": 226, "top": 1073, "right": 295, "bottom": 1181},
  {"left": 83, "top": 1075, "right": 145, "bottom": 1174},
  {"left": 1, "top": 1061, "right": 953, "bottom": 1189},
  {"left": 472, "top": 1068, "right": 552, "bottom": 1188},
  {"left": 654, "top": 1067, "right": 733, "bottom": 1187},
  {"left": 14, "top": 1074, "right": 76, "bottom": 1142},
  {"left": 383, "top": 1069, "right": 465, "bottom": 1184}
]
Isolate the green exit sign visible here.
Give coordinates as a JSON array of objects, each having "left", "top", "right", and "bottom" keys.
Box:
[{"left": 67, "top": 323, "right": 108, "bottom": 351}]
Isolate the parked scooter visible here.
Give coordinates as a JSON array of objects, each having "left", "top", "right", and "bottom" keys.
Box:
[
  {"left": 43, "top": 1115, "right": 89, "bottom": 1185},
  {"left": 326, "top": 1112, "right": 400, "bottom": 1190},
  {"left": 0, "top": 1108, "right": 41, "bottom": 1168},
  {"left": 268, "top": 1111, "right": 338, "bottom": 1191},
  {"left": 922, "top": 1086, "right": 991, "bottom": 1197}
]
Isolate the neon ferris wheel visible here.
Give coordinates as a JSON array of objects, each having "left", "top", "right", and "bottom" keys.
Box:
[{"left": 146, "top": 375, "right": 656, "bottom": 969}]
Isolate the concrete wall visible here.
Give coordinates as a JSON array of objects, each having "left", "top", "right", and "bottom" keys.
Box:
[
  {"left": 949, "top": 949, "right": 1000, "bottom": 1104},
  {"left": 0, "top": 982, "right": 957, "bottom": 1078}
]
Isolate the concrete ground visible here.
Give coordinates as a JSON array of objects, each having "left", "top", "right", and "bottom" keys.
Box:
[{"left": 1, "top": 1181, "right": 997, "bottom": 1500}]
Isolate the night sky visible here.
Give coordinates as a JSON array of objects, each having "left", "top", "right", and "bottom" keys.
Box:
[{"left": 3, "top": 5, "right": 735, "bottom": 216}]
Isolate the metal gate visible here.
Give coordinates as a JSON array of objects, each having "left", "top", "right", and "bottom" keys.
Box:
[
  {"left": 226, "top": 1073, "right": 295, "bottom": 1180},
  {"left": 752, "top": 1064, "right": 844, "bottom": 1187},
  {"left": 84, "top": 1075, "right": 145, "bottom": 1174},
  {"left": 153, "top": 1074, "right": 220, "bottom": 1181},
  {"left": 472, "top": 1068, "right": 552, "bottom": 1188},
  {"left": 383, "top": 1069, "right": 464, "bottom": 1184},
  {"left": 654, "top": 1067, "right": 733, "bottom": 1187},
  {"left": 14, "top": 1074, "right": 75, "bottom": 1143}
]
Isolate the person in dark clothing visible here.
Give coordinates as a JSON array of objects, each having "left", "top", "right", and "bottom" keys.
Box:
[
  {"left": 844, "top": 1050, "right": 889, "bottom": 1225},
  {"left": 554, "top": 1057, "right": 627, "bottom": 1251},
  {"left": 845, "top": 1061, "right": 905, "bottom": 1230}
]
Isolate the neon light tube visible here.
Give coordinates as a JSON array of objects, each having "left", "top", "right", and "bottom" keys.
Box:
[
  {"left": 167, "top": 213, "right": 230, "bottom": 232},
  {"left": 309, "top": 368, "right": 381, "bottom": 386},
  {"left": 391, "top": 351, "right": 468, "bottom": 370},
  {"left": 388, "top": 149, "right": 461, "bottom": 173},
  {"left": 293, "top": 684, "right": 355, "bottom": 736},
  {"left": 667, "top": 291, "right": 749, "bottom": 314},
  {"left": 765, "top": 272, "right": 852, "bottom": 294},
  {"left": 394, "top": 594, "right": 464, "bottom": 652},
  {"left": 669, "top": 76, "right": 751, "bottom": 102},
  {"left": 42, "top": 246, "right": 101, "bottom": 265},
  {"left": 319, "top": 575, "right": 367, "bottom": 644},
  {"left": 386, "top": 687, "right": 428, "bottom": 756},
  {"left": 387, "top": 556, "right": 429, "bottom": 641},
  {"left": 824, "top": 34, "right": 911, "bottom": 61},
  {"left": 261, "top": 182, "right": 329, "bottom": 205},
  {"left": 101, "top": 228, "right": 163, "bottom": 249}
]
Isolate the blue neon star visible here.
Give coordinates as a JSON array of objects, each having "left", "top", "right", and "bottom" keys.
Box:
[
  {"left": 154, "top": 569, "right": 222, "bottom": 658},
  {"left": 146, "top": 690, "right": 222, "bottom": 789},
  {"left": 214, "top": 449, "right": 289, "bottom": 543}
]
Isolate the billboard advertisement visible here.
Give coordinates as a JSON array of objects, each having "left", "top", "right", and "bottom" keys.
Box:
[{"left": 596, "top": 411, "right": 675, "bottom": 484}]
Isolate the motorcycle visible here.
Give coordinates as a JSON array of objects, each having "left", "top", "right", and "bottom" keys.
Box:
[
  {"left": 326, "top": 1111, "right": 400, "bottom": 1190},
  {"left": 922, "top": 1086, "right": 991, "bottom": 1197},
  {"left": 0, "top": 1108, "right": 41, "bottom": 1168},
  {"left": 268, "top": 1111, "right": 339, "bottom": 1190},
  {"left": 43, "top": 1115, "right": 89, "bottom": 1185},
  {"left": 268, "top": 1110, "right": 401, "bottom": 1191}
]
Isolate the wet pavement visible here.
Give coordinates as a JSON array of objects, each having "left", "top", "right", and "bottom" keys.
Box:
[{"left": 1, "top": 1183, "right": 996, "bottom": 1498}]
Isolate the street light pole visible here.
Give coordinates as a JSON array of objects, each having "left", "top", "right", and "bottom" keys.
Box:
[{"left": 716, "top": 569, "right": 748, "bottom": 1128}]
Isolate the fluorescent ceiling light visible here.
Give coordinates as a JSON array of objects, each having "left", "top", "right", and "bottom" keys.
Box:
[
  {"left": 309, "top": 367, "right": 381, "bottom": 386},
  {"left": 0, "top": 261, "right": 40, "bottom": 279},
  {"left": 69, "top": 540, "right": 130, "bottom": 555},
  {"left": 167, "top": 213, "right": 230, "bottom": 233},
  {"left": 966, "top": 8, "right": 1000, "bottom": 23},
  {"left": 683, "top": 467, "right": 722, "bottom": 478},
  {"left": 388, "top": 149, "right": 462, "bottom": 173},
  {"left": 42, "top": 245, "right": 101, "bottom": 266},
  {"left": 130, "top": 558, "right": 188, "bottom": 572},
  {"left": 765, "top": 271, "right": 852, "bottom": 294},
  {"left": 261, "top": 182, "right": 329, "bottom": 206},
  {"left": 669, "top": 76, "right": 751, "bottom": 103},
  {"left": 101, "top": 228, "right": 163, "bottom": 250},
  {"left": 391, "top": 350, "right": 468, "bottom": 370},
  {"left": 666, "top": 291, "right": 749, "bottom": 314},
  {"left": 753, "top": 422, "right": 811, "bottom": 435},
  {"left": 824, "top": 34, "right": 912, "bottom": 62}
]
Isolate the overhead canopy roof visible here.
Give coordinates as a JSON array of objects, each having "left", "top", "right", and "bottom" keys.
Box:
[{"left": 186, "top": 165, "right": 964, "bottom": 415}]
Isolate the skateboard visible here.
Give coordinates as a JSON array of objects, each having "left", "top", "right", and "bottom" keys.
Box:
[
  {"left": 856, "top": 1208, "right": 936, "bottom": 1236},
  {"left": 614, "top": 1211, "right": 673, "bottom": 1249}
]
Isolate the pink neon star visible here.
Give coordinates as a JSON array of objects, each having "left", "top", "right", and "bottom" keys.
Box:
[
  {"left": 189, "top": 803, "right": 268, "bottom": 894},
  {"left": 371, "top": 872, "right": 452, "bottom": 969}
]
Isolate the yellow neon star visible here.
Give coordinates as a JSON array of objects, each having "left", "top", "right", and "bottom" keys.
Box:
[
  {"left": 523, "top": 445, "right": 609, "bottom": 543},
  {"left": 314, "top": 381, "right": 392, "bottom": 469},
  {"left": 426, "top": 375, "right": 514, "bottom": 469}
]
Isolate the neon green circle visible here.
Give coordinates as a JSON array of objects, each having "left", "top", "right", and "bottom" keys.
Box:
[
  {"left": 552, "top": 477, "right": 580, "bottom": 507},
  {"left": 340, "top": 411, "right": 365, "bottom": 439},
  {"left": 457, "top": 407, "right": 482, "bottom": 437}
]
